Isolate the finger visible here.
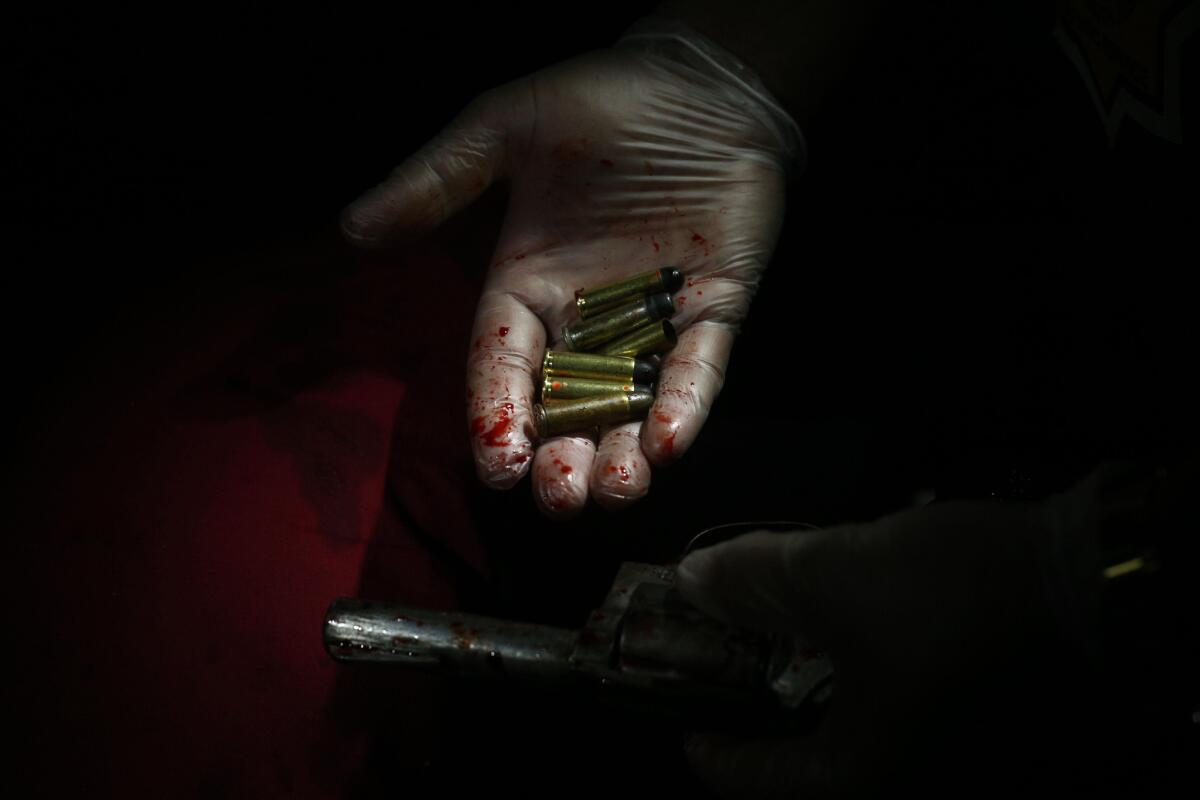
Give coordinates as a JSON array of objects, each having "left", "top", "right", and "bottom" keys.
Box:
[
  {"left": 341, "top": 86, "right": 523, "bottom": 246},
  {"left": 641, "top": 321, "right": 734, "bottom": 465},
  {"left": 674, "top": 527, "right": 848, "bottom": 644},
  {"left": 466, "top": 291, "right": 543, "bottom": 489},
  {"left": 684, "top": 731, "right": 832, "bottom": 800},
  {"left": 531, "top": 435, "right": 596, "bottom": 519},
  {"left": 589, "top": 421, "right": 651, "bottom": 511}
]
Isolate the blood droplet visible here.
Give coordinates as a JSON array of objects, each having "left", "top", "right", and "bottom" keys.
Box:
[
  {"left": 653, "top": 412, "right": 677, "bottom": 458},
  {"left": 471, "top": 408, "right": 515, "bottom": 447}
]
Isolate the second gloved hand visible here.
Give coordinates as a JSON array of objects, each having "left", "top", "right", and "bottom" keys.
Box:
[
  {"left": 343, "top": 18, "right": 800, "bottom": 517},
  {"left": 674, "top": 479, "right": 1108, "bottom": 797}
]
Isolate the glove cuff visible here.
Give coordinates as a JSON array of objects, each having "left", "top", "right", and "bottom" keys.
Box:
[{"left": 616, "top": 16, "right": 806, "bottom": 175}]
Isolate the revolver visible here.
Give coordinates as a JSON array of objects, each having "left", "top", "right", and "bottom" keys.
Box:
[{"left": 324, "top": 559, "right": 833, "bottom": 730}]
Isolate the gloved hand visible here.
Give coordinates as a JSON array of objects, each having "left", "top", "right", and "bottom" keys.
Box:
[
  {"left": 342, "top": 18, "right": 801, "bottom": 517},
  {"left": 675, "top": 479, "right": 1105, "bottom": 797}
]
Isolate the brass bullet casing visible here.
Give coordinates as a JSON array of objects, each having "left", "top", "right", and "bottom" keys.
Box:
[
  {"left": 562, "top": 293, "right": 674, "bottom": 352},
  {"left": 534, "top": 391, "right": 655, "bottom": 439},
  {"left": 541, "top": 376, "right": 654, "bottom": 401},
  {"left": 542, "top": 349, "right": 658, "bottom": 384},
  {"left": 597, "top": 319, "right": 678, "bottom": 358},
  {"left": 576, "top": 268, "right": 684, "bottom": 319}
]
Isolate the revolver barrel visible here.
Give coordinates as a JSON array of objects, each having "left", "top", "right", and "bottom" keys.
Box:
[
  {"left": 324, "top": 563, "right": 833, "bottom": 726},
  {"left": 325, "top": 599, "right": 577, "bottom": 683}
]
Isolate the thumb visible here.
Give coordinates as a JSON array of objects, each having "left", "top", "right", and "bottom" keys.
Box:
[
  {"left": 341, "top": 86, "right": 521, "bottom": 246},
  {"left": 675, "top": 526, "right": 846, "bottom": 645}
]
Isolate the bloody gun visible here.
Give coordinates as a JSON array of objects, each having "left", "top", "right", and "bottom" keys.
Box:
[{"left": 324, "top": 561, "right": 832, "bottom": 730}]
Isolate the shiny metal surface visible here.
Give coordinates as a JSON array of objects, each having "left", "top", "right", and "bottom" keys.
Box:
[
  {"left": 325, "top": 599, "right": 576, "bottom": 682},
  {"left": 324, "top": 562, "right": 834, "bottom": 727}
]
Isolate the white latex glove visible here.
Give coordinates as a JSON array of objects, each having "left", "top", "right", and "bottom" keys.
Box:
[{"left": 343, "top": 18, "right": 801, "bottom": 517}]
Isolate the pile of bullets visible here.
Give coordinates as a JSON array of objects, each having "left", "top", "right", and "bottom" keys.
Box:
[{"left": 535, "top": 267, "right": 683, "bottom": 439}]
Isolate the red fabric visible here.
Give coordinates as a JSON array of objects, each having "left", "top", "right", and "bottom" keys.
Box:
[{"left": 24, "top": 236, "right": 489, "bottom": 796}]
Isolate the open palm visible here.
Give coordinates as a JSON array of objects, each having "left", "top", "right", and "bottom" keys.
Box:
[{"left": 345, "top": 32, "right": 797, "bottom": 517}]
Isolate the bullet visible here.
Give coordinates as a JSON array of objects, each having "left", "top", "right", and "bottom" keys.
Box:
[
  {"left": 562, "top": 293, "right": 674, "bottom": 352},
  {"left": 534, "top": 391, "right": 655, "bottom": 439},
  {"left": 541, "top": 375, "right": 654, "bottom": 401},
  {"left": 542, "top": 350, "right": 657, "bottom": 384},
  {"left": 576, "top": 268, "right": 684, "bottom": 319},
  {"left": 596, "top": 319, "right": 677, "bottom": 358}
]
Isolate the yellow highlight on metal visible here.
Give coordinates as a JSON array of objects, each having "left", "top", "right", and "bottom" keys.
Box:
[
  {"left": 597, "top": 319, "right": 677, "bottom": 357},
  {"left": 542, "top": 349, "right": 656, "bottom": 384},
  {"left": 542, "top": 376, "right": 646, "bottom": 400},
  {"left": 1102, "top": 556, "right": 1146, "bottom": 580},
  {"left": 575, "top": 267, "right": 684, "bottom": 319},
  {"left": 533, "top": 391, "right": 654, "bottom": 439}
]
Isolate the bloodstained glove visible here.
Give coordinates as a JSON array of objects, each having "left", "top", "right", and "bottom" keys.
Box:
[{"left": 342, "top": 18, "right": 802, "bottom": 517}]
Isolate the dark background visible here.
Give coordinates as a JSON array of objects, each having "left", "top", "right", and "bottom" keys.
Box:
[
  {"left": 7, "top": 3, "right": 1195, "bottom": 476},
  {"left": 7, "top": 3, "right": 1197, "bottom": 796},
  {"left": 9, "top": 1, "right": 1200, "bottom": 474},
  {"left": 6, "top": 7, "right": 645, "bottom": 450}
]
